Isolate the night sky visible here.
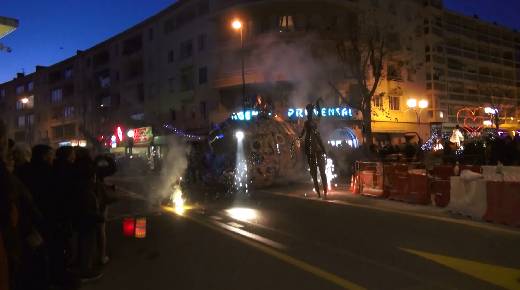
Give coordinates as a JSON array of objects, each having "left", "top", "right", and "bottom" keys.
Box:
[{"left": 1, "top": 0, "right": 519, "bottom": 83}]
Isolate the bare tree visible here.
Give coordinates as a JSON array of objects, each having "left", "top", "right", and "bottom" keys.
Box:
[{"left": 336, "top": 11, "right": 390, "bottom": 146}]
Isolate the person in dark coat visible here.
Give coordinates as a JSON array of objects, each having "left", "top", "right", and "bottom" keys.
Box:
[{"left": 74, "top": 148, "right": 103, "bottom": 282}]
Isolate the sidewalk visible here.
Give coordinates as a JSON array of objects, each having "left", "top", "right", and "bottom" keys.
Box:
[{"left": 259, "top": 182, "right": 520, "bottom": 235}]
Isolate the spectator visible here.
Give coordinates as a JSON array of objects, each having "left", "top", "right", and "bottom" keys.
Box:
[
  {"left": 74, "top": 148, "right": 104, "bottom": 282},
  {"left": 93, "top": 154, "right": 117, "bottom": 266}
]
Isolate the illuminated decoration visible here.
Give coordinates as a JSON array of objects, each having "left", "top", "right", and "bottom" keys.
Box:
[
  {"left": 327, "top": 128, "right": 359, "bottom": 148},
  {"left": 484, "top": 107, "right": 498, "bottom": 114},
  {"left": 111, "top": 135, "right": 117, "bottom": 148},
  {"left": 134, "top": 218, "right": 147, "bottom": 239},
  {"left": 123, "top": 218, "right": 135, "bottom": 237},
  {"left": 325, "top": 157, "right": 337, "bottom": 191},
  {"left": 457, "top": 108, "right": 486, "bottom": 135},
  {"left": 288, "top": 107, "right": 353, "bottom": 119},
  {"left": 226, "top": 208, "right": 257, "bottom": 223},
  {"left": 483, "top": 120, "right": 492, "bottom": 126},
  {"left": 116, "top": 126, "right": 123, "bottom": 142},
  {"left": 70, "top": 140, "right": 79, "bottom": 147},
  {"left": 231, "top": 110, "right": 259, "bottom": 121},
  {"left": 163, "top": 124, "right": 203, "bottom": 141},
  {"left": 127, "top": 129, "right": 135, "bottom": 138},
  {"left": 439, "top": 111, "right": 444, "bottom": 119}
]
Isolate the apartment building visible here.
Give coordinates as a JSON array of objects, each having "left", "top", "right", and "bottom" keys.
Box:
[{"left": 1, "top": 0, "right": 519, "bottom": 147}]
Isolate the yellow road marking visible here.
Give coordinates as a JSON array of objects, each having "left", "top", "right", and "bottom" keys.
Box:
[
  {"left": 402, "top": 248, "right": 520, "bottom": 290},
  {"left": 163, "top": 206, "right": 366, "bottom": 290}
]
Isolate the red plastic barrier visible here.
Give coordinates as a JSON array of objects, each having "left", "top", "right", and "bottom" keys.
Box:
[
  {"left": 431, "top": 166, "right": 454, "bottom": 207},
  {"left": 385, "top": 165, "right": 409, "bottom": 201},
  {"left": 485, "top": 181, "right": 520, "bottom": 227},
  {"left": 355, "top": 162, "right": 385, "bottom": 197},
  {"left": 407, "top": 174, "right": 430, "bottom": 205}
]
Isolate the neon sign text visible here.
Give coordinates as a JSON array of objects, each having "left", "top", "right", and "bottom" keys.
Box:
[{"left": 287, "top": 107, "right": 353, "bottom": 119}]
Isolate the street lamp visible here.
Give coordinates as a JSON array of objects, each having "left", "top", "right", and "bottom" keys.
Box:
[
  {"left": 231, "top": 19, "right": 246, "bottom": 111},
  {"left": 407, "top": 98, "right": 429, "bottom": 139},
  {"left": 20, "top": 97, "right": 29, "bottom": 104}
]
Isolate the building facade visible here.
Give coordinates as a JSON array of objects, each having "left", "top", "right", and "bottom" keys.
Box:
[{"left": 1, "top": 0, "right": 519, "bottom": 148}]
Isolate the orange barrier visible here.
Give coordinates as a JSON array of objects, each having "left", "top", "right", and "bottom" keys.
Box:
[
  {"left": 485, "top": 181, "right": 520, "bottom": 227},
  {"left": 385, "top": 164, "right": 409, "bottom": 201},
  {"left": 407, "top": 173, "right": 430, "bottom": 205},
  {"left": 354, "top": 162, "right": 385, "bottom": 197},
  {"left": 430, "top": 166, "right": 454, "bottom": 207}
]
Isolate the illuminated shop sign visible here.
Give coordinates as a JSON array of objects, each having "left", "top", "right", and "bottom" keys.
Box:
[
  {"left": 287, "top": 107, "right": 353, "bottom": 119},
  {"left": 231, "top": 110, "right": 259, "bottom": 121},
  {"left": 132, "top": 127, "right": 153, "bottom": 144}
]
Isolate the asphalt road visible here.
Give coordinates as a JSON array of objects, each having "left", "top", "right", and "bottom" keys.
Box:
[{"left": 83, "top": 177, "right": 520, "bottom": 290}]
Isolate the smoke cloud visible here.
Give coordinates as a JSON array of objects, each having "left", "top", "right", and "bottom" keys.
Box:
[{"left": 248, "top": 33, "right": 343, "bottom": 107}]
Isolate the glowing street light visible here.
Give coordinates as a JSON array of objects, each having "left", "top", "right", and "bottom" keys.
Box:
[
  {"left": 235, "top": 130, "right": 245, "bottom": 141},
  {"left": 127, "top": 129, "right": 135, "bottom": 138},
  {"left": 406, "top": 98, "right": 417, "bottom": 109},
  {"left": 231, "top": 19, "right": 242, "bottom": 30},
  {"left": 20, "top": 97, "right": 29, "bottom": 104},
  {"left": 418, "top": 99, "right": 429, "bottom": 109}
]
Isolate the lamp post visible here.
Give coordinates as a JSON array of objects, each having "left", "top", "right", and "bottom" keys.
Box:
[
  {"left": 232, "top": 19, "right": 246, "bottom": 111},
  {"left": 407, "top": 98, "right": 429, "bottom": 138}
]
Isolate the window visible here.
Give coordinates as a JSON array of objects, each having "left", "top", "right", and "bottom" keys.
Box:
[
  {"left": 27, "top": 81, "right": 34, "bottom": 92},
  {"left": 99, "top": 74, "right": 111, "bottom": 88},
  {"left": 200, "top": 101, "right": 207, "bottom": 120},
  {"left": 27, "top": 114, "right": 34, "bottom": 126},
  {"left": 168, "top": 50, "right": 174, "bottom": 63},
  {"left": 373, "top": 96, "right": 383, "bottom": 108},
  {"left": 51, "top": 88, "right": 63, "bottom": 104},
  {"left": 180, "top": 40, "right": 193, "bottom": 59},
  {"left": 389, "top": 96, "right": 400, "bottom": 110},
  {"left": 198, "top": 34, "right": 206, "bottom": 51},
  {"left": 168, "top": 77, "right": 175, "bottom": 92},
  {"left": 16, "top": 85, "right": 24, "bottom": 95},
  {"left": 278, "top": 16, "right": 295, "bottom": 32},
  {"left": 198, "top": 66, "right": 208, "bottom": 84},
  {"left": 101, "top": 96, "right": 111, "bottom": 107},
  {"left": 0, "top": 88, "right": 5, "bottom": 99},
  {"left": 180, "top": 66, "right": 195, "bottom": 91},
  {"left": 64, "top": 106, "right": 75, "bottom": 118},
  {"left": 64, "top": 67, "right": 73, "bottom": 79},
  {"left": 17, "top": 115, "right": 25, "bottom": 128}
]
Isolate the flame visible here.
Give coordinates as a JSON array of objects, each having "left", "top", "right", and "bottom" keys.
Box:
[{"left": 171, "top": 184, "right": 185, "bottom": 215}]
